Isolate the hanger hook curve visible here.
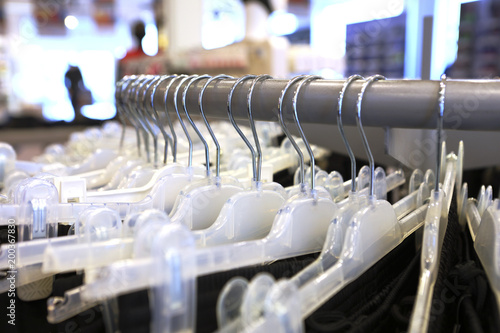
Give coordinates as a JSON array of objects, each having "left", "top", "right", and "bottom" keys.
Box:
[
  {"left": 436, "top": 74, "right": 446, "bottom": 192},
  {"left": 248, "top": 74, "right": 273, "bottom": 183},
  {"left": 278, "top": 75, "right": 308, "bottom": 188},
  {"left": 199, "top": 74, "right": 234, "bottom": 178},
  {"left": 338, "top": 74, "right": 364, "bottom": 193},
  {"left": 356, "top": 74, "right": 386, "bottom": 197},
  {"left": 292, "top": 75, "right": 322, "bottom": 191},
  {"left": 149, "top": 75, "right": 176, "bottom": 164},
  {"left": 163, "top": 74, "right": 186, "bottom": 162},
  {"left": 227, "top": 75, "right": 258, "bottom": 181},
  {"left": 182, "top": 74, "right": 212, "bottom": 175}
]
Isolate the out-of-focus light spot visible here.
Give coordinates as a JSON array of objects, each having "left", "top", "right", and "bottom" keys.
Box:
[
  {"left": 44, "top": 101, "right": 75, "bottom": 122},
  {"left": 81, "top": 102, "right": 116, "bottom": 120},
  {"left": 64, "top": 16, "right": 79, "bottom": 30},
  {"left": 114, "top": 46, "right": 127, "bottom": 59},
  {"left": 142, "top": 23, "right": 158, "bottom": 56},
  {"left": 268, "top": 11, "right": 298, "bottom": 36}
]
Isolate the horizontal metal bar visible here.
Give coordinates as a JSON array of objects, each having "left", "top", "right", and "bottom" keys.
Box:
[{"left": 143, "top": 76, "right": 500, "bottom": 131}]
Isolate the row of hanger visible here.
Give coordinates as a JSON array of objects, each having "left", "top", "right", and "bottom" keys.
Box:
[{"left": 0, "top": 73, "right": 497, "bottom": 333}]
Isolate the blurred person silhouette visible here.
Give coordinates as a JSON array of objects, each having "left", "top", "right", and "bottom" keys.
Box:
[
  {"left": 118, "top": 20, "right": 148, "bottom": 79},
  {"left": 64, "top": 65, "right": 95, "bottom": 124}
]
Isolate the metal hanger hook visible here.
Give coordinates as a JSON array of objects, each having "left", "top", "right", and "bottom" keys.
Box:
[
  {"left": 356, "top": 74, "right": 386, "bottom": 197},
  {"left": 278, "top": 75, "right": 308, "bottom": 188},
  {"left": 248, "top": 74, "right": 273, "bottom": 183},
  {"left": 149, "top": 75, "right": 177, "bottom": 164},
  {"left": 173, "top": 74, "right": 199, "bottom": 167},
  {"left": 436, "top": 74, "right": 447, "bottom": 192},
  {"left": 292, "top": 75, "right": 322, "bottom": 191},
  {"left": 115, "top": 77, "right": 130, "bottom": 150},
  {"left": 163, "top": 74, "right": 185, "bottom": 162},
  {"left": 199, "top": 74, "right": 235, "bottom": 178},
  {"left": 182, "top": 74, "right": 212, "bottom": 175},
  {"left": 227, "top": 75, "right": 258, "bottom": 182},
  {"left": 338, "top": 74, "right": 364, "bottom": 193}
]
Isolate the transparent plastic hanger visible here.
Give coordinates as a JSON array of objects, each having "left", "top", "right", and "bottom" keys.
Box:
[
  {"left": 38, "top": 75, "right": 257, "bottom": 274},
  {"left": 167, "top": 75, "right": 258, "bottom": 230},
  {"left": 78, "top": 76, "right": 162, "bottom": 189},
  {"left": 78, "top": 75, "right": 208, "bottom": 206},
  {"left": 46, "top": 76, "right": 156, "bottom": 177},
  {"left": 231, "top": 78, "right": 440, "bottom": 333},
  {"left": 463, "top": 184, "right": 500, "bottom": 314},
  {"left": 45, "top": 209, "right": 171, "bottom": 324},
  {"left": 71, "top": 76, "right": 390, "bottom": 303},
  {"left": 72, "top": 76, "right": 149, "bottom": 189},
  {"left": 284, "top": 77, "right": 404, "bottom": 202},
  {"left": 408, "top": 74, "right": 460, "bottom": 333},
  {"left": 33, "top": 76, "right": 151, "bottom": 189},
  {"left": 279, "top": 76, "right": 447, "bottom": 328},
  {"left": 215, "top": 75, "right": 433, "bottom": 333},
  {"left": 0, "top": 178, "right": 59, "bottom": 300},
  {"left": 40, "top": 75, "right": 281, "bottom": 274},
  {"left": 77, "top": 75, "right": 339, "bottom": 301},
  {"left": 75, "top": 75, "right": 203, "bottom": 193},
  {"left": 0, "top": 186, "right": 138, "bottom": 288},
  {"left": 277, "top": 75, "right": 431, "bottom": 288},
  {"left": 0, "top": 142, "right": 18, "bottom": 189},
  {"left": 0, "top": 157, "right": 208, "bottom": 276},
  {"left": 192, "top": 74, "right": 286, "bottom": 246},
  {"left": 0, "top": 183, "right": 160, "bottom": 325}
]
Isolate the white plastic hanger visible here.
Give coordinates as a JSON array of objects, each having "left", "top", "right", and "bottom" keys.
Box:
[
  {"left": 218, "top": 75, "right": 436, "bottom": 332},
  {"left": 193, "top": 74, "right": 286, "bottom": 246},
  {"left": 213, "top": 75, "right": 430, "bottom": 332},
  {"left": 76, "top": 76, "right": 407, "bottom": 302},
  {"left": 37, "top": 75, "right": 285, "bottom": 274},
  {"left": 0, "top": 76, "right": 226, "bottom": 276},
  {"left": 168, "top": 75, "right": 258, "bottom": 230},
  {"left": 73, "top": 77, "right": 402, "bottom": 297},
  {"left": 408, "top": 75, "right": 460, "bottom": 333},
  {"left": 77, "top": 74, "right": 339, "bottom": 301},
  {"left": 277, "top": 75, "right": 434, "bottom": 289},
  {"left": 45, "top": 209, "right": 171, "bottom": 324},
  {"left": 79, "top": 75, "right": 208, "bottom": 206},
  {"left": 461, "top": 176, "right": 500, "bottom": 316},
  {"left": 218, "top": 75, "right": 435, "bottom": 333}
]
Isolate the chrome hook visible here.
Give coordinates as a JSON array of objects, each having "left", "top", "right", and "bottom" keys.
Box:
[
  {"left": 338, "top": 74, "right": 364, "bottom": 192},
  {"left": 149, "top": 75, "right": 177, "bottom": 164},
  {"left": 182, "top": 74, "right": 212, "bottom": 175},
  {"left": 163, "top": 75, "right": 186, "bottom": 162},
  {"left": 173, "top": 75, "right": 199, "bottom": 167},
  {"left": 118, "top": 76, "right": 142, "bottom": 153},
  {"left": 115, "top": 77, "right": 130, "bottom": 150},
  {"left": 292, "top": 75, "right": 322, "bottom": 190},
  {"left": 278, "top": 75, "right": 308, "bottom": 187},
  {"left": 356, "top": 74, "right": 386, "bottom": 197},
  {"left": 132, "top": 75, "right": 157, "bottom": 163},
  {"left": 123, "top": 76, "right": 150, "bottom": 158},
  {"left": 247, "top": 74, "right": 273, "bottom": 182},
  {"left": 227, "top": 75, "right": 258, "bottom": 181},
  {"left": 199, "top": 74, "right": 235, "bottom": 178},
  {"left": 138, "top": 76, "right": 163, "bottom": 166},
  {"left": 436, "top": 74, "right": 446, "bottom": 192}
]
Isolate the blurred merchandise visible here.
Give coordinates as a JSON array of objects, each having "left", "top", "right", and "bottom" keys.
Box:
[{"left": 345, "top": 13, "right": 406, "bottom": 78}]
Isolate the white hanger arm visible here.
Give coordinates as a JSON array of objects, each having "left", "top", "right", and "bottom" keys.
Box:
[
  {"left": 408, "top": 154, "right": 457, "bottom": 333},
  {"left": 237, "top": 199, "right": 430, "bottom": 333}
]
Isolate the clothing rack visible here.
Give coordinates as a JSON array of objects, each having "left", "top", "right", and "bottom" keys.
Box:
[{"left": 145, "top": 77, "right": 500, "bottom": 131}]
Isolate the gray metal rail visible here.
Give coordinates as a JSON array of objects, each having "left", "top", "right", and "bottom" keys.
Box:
[{"left": 142, "top": 77, "right": 500, "bottom": 131}]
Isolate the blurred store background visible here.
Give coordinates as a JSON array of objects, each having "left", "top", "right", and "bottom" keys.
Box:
[{"left": 0, "top": 0, "right": 491, "bottom": 124}]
